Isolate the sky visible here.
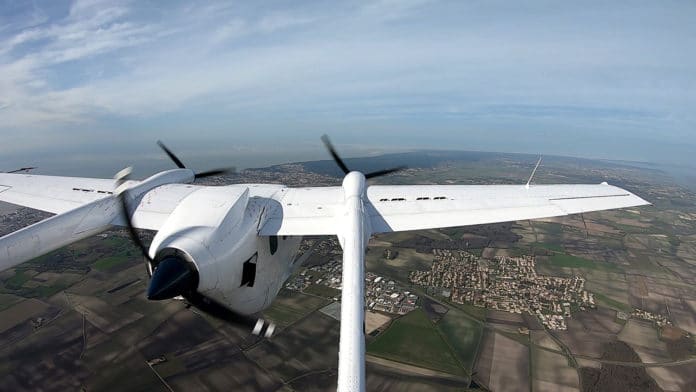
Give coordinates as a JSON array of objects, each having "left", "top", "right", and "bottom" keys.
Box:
[{"left": 0, "top": 0, "right": 695, "bottom": 176}]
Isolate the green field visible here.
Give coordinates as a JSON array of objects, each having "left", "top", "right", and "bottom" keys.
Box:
[
  {"left": 532, "top": 222, "right": 563, "bottom": 235},
  {"left": 0, "top": 294, "right": 23, "bottom": 312},
  {"left": 1, "top": 268, "right": 81, "bottom": 298},
  {"left": 448, "top": 300, "right": 487, "bottom": 321},
  {"left": 534, "top": 242, "right": 564, "bottom": 253},
  {"left": 34, "top": 282, "right": 73, "bottom": 298},
  {"left": 597, "top": 237, "right": 625, "bottom": 250},
  {"left": 436, "top": 307, "right": 483, "bottom": 374},
  {"left": 92, "top": 256, "right": 129, "bottom": 271},
  {"left": 303, "top": 284, "right": 341, "bottom": 299},
  {"left": 544, "top": 254, "right": 623, "bottom": 273},
  {"left": 263, "top": 290, "right": 329, "bottom": 327},
  {"left": 367, "top": 308, "right": 463, "bottom": 375},
  {"left": 615, "top": 223, "right": 652, "bottom": 234},
  {"left": 593, "top": 292, "right": 632, "bottom": 313},
  {"left": 103, "top": 236, "right": 126, "bottom": 247},
  {"left": 4, "top": 270, "right": 32, "bottom": 288}
]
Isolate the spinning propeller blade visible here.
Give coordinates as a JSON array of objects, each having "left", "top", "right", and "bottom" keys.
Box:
[
  {"left": 114, "top": 167, "right": 197, "bottom": 301},
  {"left": 365, "top": 166, "right": 407, "bottom": 179},
  {"left": 156, "top": 140, "right": 186, "bottom": 169},
  {"left": 321, "top": 134, "right": 350, "bottom": 174},
  {"left": 6, "top": 167, "right": 37, "bottom": 174},
  {"left": 157, "top": 140, "right": 235, "bottom": 179},
  {"left": 185, "top": 293, "right": 276, "bottom": 337},
  {"left": 321, "top": 134, "right": 405, "bottom": 178},
  {"left": 194, "top": 168, "right": 234, "bottom": 179},
  {"left": 114, "top": 167, "right": 153, "bottom": 262}
]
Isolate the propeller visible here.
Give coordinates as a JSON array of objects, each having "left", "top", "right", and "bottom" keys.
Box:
[
  {"left": 157, "top": 140, "right": 234, "bottom": 179},
  {"left": 114, "top": 168, "right": 151, "bottom": 262},
  {"left": 185, "top": 293, "right": 276, "bottom": 338},
  {"left": 5, "top": 167, "right": 37, "bottom": 173},
  {"left": 320, "top": 135, "right": 405, "bottom": 179},
  {"left": 114, "top": 167, "right": 197, "bottom": 301}
]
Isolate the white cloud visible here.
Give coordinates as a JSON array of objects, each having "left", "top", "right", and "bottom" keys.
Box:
[
  {"left": 0, "top": 0, "right": 694, "bottom": 165},
  {"left": 257, "top": 13, "right": 316, "bottom": 33}
]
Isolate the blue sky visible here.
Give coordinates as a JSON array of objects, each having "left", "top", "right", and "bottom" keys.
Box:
[{"left": 1, "top": 0, "right": 695, "bottom": 175}]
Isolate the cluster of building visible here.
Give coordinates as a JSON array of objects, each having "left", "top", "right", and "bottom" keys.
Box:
[
  {"left": 409, "top": 249, "right": 595, "bottom": 330},
  {"left": 0, "top": 207, "right": 51, "bottom": 237},
  {"left": 311, "top": 238, "right": 342, "bottom": 257},
  {"left": 199, "top": 164, "right": 340, "bottom": 187},
  {"left": 632, "top": 308, "right": 672, "bottom": 327},
  {"left": 365, "top": 272, "right": 418, "bottom": 314},
  {"left": 283, "top": 259, "right": 342, "bottom": 293},
  {"left": 285, "top": 259, "right": 418, "bottom": 315}
]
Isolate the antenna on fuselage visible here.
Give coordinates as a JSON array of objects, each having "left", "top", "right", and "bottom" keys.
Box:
[{"left": 525, "top": 155, "right": 542, "bottom": 189}]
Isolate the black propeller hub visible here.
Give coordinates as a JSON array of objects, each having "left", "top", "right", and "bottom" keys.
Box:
[{"left": 147, "top": 257, "right": 199, "bottom": 300}]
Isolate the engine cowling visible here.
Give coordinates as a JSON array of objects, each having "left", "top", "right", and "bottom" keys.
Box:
[{"left": 145, "top": 185, "right": 262, "bottom": 313}]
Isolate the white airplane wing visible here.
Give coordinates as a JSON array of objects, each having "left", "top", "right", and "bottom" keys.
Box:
[
  {"left": 0, "top": 173, "right": 207, "bottom": 231},
  {"left": 1, "top": 172, "right": 649, "bottom": 257},
  {"left": 366, "top": 183, "right": 649, "bottom": 233},
  {"left": 260, "top": 186, "right": 344, "bottom": 236},
  {"left": 0, "top": 172, "right": 210, "bottom": 270},
  {"left": 0, "top": 173, "right": 120, "bottom": 215},
  {"left": 1, "top": 173, "right": 649, "bottom": 236},
  {"left": 260, "top": 183, "right": 649, "bottom": 235}
]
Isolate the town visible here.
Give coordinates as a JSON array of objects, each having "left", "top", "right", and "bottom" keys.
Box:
[
  {"left": 409, "top": 249, "right": 596, "bottom": 330},
  {"left": 286, "top": 243, "right": 674, "bottom": 331},
  {"left": 285, "top": 258, "right": 418, "bottom": 315}
]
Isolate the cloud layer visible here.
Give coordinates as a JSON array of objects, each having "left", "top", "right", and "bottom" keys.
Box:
[{"left": 1, "top": 0, "right": 695, "bottom": 171}]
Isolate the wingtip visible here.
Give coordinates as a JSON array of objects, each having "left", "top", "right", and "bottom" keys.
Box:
[{"left": 629, "top": 193, "right": 652, "bottom": 207}]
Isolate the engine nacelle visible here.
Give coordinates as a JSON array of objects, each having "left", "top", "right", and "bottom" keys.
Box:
[{"left": 145, "top": 185, "right": 298, "bottom": 315}]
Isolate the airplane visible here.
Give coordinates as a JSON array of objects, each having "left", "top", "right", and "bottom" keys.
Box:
[{"left": 0, "top": 137, "right": 650, "bottom": 392}]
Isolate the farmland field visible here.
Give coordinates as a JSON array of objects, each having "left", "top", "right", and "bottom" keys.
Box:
[
  {"left": 92, "top": 256, "right": 129, "bottom": 271},
  {"left": 436, "top": 306, "right": 483, "bottom": 374},
  {"left": 367, "top": 308, "right": 463, "bottom": 375}
]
